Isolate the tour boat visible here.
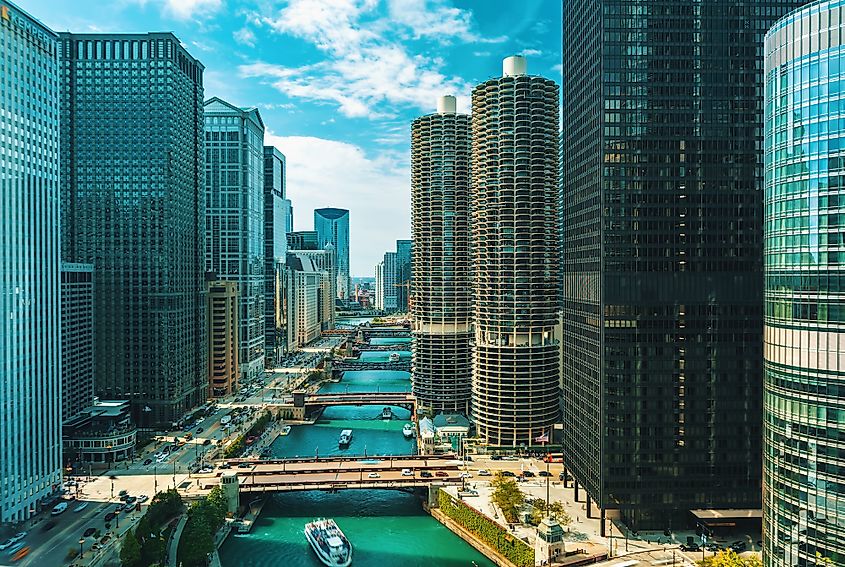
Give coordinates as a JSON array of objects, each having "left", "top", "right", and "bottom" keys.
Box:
[
  {"left": 381, "top": 407, "right": 392, "bottom": 420},
  {"left": 281, "top": 425, "right": 292, "bottom": 436},
  {"left": 403, "top": 423, "right": 415, "bottom": 439},
  {"left": 304, "top": 519, "right": 352, "bottom": 567},
  {"left": 388, "top": 352, "right": 400, "bottom": 362},
  {"left": 338, "top": 429, "right": 353, "bottom": 448}
]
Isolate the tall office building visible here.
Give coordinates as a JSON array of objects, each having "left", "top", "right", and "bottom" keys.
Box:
[
  {"left": 562, "top": 1, "right": 805, "bottom": 528},
  {"left": 764, "top": 5, "right": 845, "bottom": 565},
  {"left": 59, "top": 32, "right": 206, "bottom": 426},
  {"left": 375, "top": 261, "right": 385, "bottom": 310},
  {"left": 204, "top": 97, "right": 265, "bottom": 383},
  {"left": 381, "top": 251, "right": 399, "bottom": 312},
  {"left": 314, "top": 208, "right": 350, "bottom": 300},
  {"left": 288, "top": 247, "right": 336, "bottom": 330},
  {"left": 287, "top": 230, "right": 319, "bottom": 251},
  {"left": 471, "top": 57, "right": 560, "bottom": 447},
  {"left": 286, "top": 254, "right": 324, "bottom": 348},
  {"left": 206, "top": 280, "right": 239, "bottom": 398},
  {"left": 264, "top": 146, "right": 292, "bottom": 362},
  {"left": 61, "top": 263, "right": 95, "bottom": 422},
  {"left": 411, "top": 95, "right": 472, "bottom": 414},
  {"left": 395, "top": 239, "right": 412, "bottom": 312},
  {"left": 0, "top": 2, "right": 63, "bottom": 522}
]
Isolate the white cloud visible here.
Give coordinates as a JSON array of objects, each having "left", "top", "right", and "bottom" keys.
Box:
[
  {"left": 240, "top": 0, "right": 484, "bottom": 118},
  {"left": 233, "top": 26, "right": 256, "bottom": 47},
  {"left": 130, "top": 0, "right": 222, "bottom": 20},
  {"left": 265, "top": 133, "right": 410, "bottom": 275},
  {"left": 519, "top": 48, "right": 542, "bottom": 57}
]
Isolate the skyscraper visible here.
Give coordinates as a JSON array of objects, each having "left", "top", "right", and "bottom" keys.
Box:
[
  {"left": 264, "top": 146, "right": 292, "bottom": 361},
  {"left": 764, "top": 5, "right": 844, "bottom": 565},
  {"left": 60, "top": 32, "right": 207, "bottom": 426},
  {"left": 381, "top": 251, "right": 399, "bottom": 312},
  {"left": 375, "top": 260, "right": 385, "bottom": 310},
  {"left": 287, "top": 230, "right": 319, "bottom": 251},
  {"left": 204, "top": 97, "right": 266, "bottom": 383},
  {"left": 61, "top": 263, "right": 95, "bottom": 422},
  {"left": 286, "top": 254, "right": 324, "bottom": 348},
  {"left": 206, "top": 280, "right": 239, "bottom": 398},
  {"left": 314, "top": 208, "right": 350, "bottom": 300},
  {"left": 411, "top": 95, "right": 472, "bottom": 414},
  {"left": 289, "top": 247, "right": 336, "bottom": 330},
  {"left": 471, "top": 56, "right": 560, "bottom": 447},
  {"left": 395, "top": 239, "right": 412, "bottom": 312},
  {"left": 562, "top": 0, "right": 805, "bottom": 528},
  {"left": 0, "top": 1, "right": 63, "bottom": 522}
]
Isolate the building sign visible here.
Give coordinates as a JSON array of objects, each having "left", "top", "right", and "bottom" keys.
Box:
[{"left": 1, "top": 4, "right": 55, "bottom": 48}]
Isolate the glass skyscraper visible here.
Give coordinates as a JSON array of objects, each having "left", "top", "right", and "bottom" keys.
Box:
[
  {"left": 562, "top": 0, "right": 807, "bottom": 528},
  {"left": 59, "top": 32, "right": 207, "bottom": 427},
  {"left": 264, "top": 146, "right": 292, "bottom": 362},
  {"left": 204, "top": 97, "right": 266, "bottom": 383},
  {"left": 0, "top": 1, "right": 63, "bottom": 522},
  {"left": 315, "top": 207, "right": 350, "bottom": 301},
  {"left": 765, "top": 4, "right": 845, "bottom": 564}
]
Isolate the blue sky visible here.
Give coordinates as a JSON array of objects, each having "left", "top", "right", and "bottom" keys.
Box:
[{"left": 23, "top": 0, "right": 562, "bottom": 276}]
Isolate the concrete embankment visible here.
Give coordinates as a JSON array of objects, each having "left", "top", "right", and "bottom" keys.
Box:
[{"left": 429, "top": 507, "right": 520, "bottom": 567}]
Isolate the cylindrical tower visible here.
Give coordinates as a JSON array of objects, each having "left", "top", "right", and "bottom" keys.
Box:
[
  {"left": 471, "top": 56, "right": 560, "bottom": 446},
  {"left": 764, "top": 6, "right": 845, "bottom": 566},
  {"left": 411, "top": 95, "right": 472, "bottom": 414}
]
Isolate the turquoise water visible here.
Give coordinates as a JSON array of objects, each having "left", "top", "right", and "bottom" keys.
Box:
[
  {"left": 369, "top": 337, "right": 412, "bottom": 345},
  {"left": 219, "top": 369, "right": 493, "bottom": 566},
  {"left": 357, "top": 351, "right": 412, "bottom": 362}
]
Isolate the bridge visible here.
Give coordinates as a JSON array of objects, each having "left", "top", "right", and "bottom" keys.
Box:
[
  {"left": 292, "top": 391, "right": 416, "bottom": 413},
  {"left": 333, "top": 360, "right": 411, "bottom": 371},
  {"left": 360, "top": 328, "right": 412, "bottom": 338},
  {"left": 357, "top": 344, "right": 412, "bottom": 352},
  {"left": 200, "top": 454, "right": 465, "bottom": 493}
]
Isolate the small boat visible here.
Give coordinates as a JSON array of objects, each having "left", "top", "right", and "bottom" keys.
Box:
[
  {"left": 304, "top": 519, "right": 352, "bottom": 567},
  {"left": 388, "top": 352, "right": 400, "bottom": 362},
  {"left": 403, "top": 423, "right": 415, "bottom": 439},
  {"left": 338, "top": 429, "right": 353, "bottom": 448},
  {"left": 381, "top": 407, "right": 392, "bottom": 420},
  {"left": 280, "top": 425, "right": 292, "bottom": 436}
]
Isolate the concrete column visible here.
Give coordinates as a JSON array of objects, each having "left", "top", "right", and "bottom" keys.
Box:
[
  {"left": 600, "top": 507, "right": 606, "bottom": 537},
  {"left": 574, "top": 480, "right": 579, "bottom": 502},
  {"left": 562, "top": 466, "right": 568, "bottom": 487},
  {"left": 586, "top": 496, "right": 592, "bottom": 519}
]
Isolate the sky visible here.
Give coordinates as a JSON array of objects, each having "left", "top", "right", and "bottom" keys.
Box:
[{"left": 22, "top": 0, "right": 562, "bottom": 276}]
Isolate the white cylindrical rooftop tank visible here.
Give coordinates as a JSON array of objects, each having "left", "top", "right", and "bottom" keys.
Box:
[
  {"left": 437, "top": 95, "right": 457, "bottom": 114},
  {"left": 503, "top": 55, "right": 527, "bottom": 77}
]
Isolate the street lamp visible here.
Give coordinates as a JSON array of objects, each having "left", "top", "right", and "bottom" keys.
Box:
[{"left": 79, "top": 538, "right": 85, "bottom": 558}]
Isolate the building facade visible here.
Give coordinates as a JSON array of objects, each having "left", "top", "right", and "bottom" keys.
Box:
[
  {"left": 287, "top": 230, "right": 319, "bottom": 251},
  {"left": 375, "top": 261, "right": 385, "bottom": 310},
  {"left": 764, "top": 5, "right": 845, "bottom": 565},
  {"left": 471, "top": 56, "right": 560, "bottom": 447},
  {"left": 207, "top": 280, "right": 239, "bottom": 398},
  {"left": 381, "top": 251, "right": 399, "bottom": 312},
  {"left": 61, "top": 263, "right": 95, "bottom": 422},
  {"left": 286, "top": 255, "right": 323, "bottom": 348},
  {"left": 395, "top": 239, "right": 412, "bottom": 312},
  {"left": 59, "top": 32, "right": 207, "bottom": 427},
  {"left": 264, "top": 146, "right": 292, "bottom": 363},
  {"left": 63, "top": 400, "right": 137, "bottom": 468},
  {"left": 411, "top": 95, "right": 473, "bottom": 415},
  {"left": 562, "top": 0, "right": 806, "bottom": 528},
  {"left": 204, "top": 97, "right": 265, "bottom": 383},
  {"left": 314, "top": 208, "right": 350, "bottom": 300},
  {"left": 0, "top": 1, "right": 63, "bottom": 522},
  {"left": 288, "top": 248, "right": 336, "bottom": 330}
]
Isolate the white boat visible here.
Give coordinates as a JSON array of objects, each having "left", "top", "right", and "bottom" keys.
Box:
[
  {"left": 280, "top": 425, "right": 292, "bottom": 436},
  {"left": 339, "top": 429, "right": 353, "bottom": 448},
  {"left": 304, "top": 519, "right": 352, "bottom": 567},
  {"left": 388, "top": 352, "right": 400, "bottom": 362},
  {"left": 403, "top": 423, "right": 415, "bottom": 439}
]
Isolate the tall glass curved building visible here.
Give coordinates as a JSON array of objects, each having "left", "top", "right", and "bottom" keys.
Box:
[
  {"left": 411, "top": 95, "right": 472, "bottom": 414},
  {"left": 765, "top": 3, "right": 845, "bottom": 565},
  {"left": 471, "top": 56, "right": 560, "bottom": 446}
]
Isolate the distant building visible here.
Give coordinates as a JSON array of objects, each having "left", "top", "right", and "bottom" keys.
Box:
[
  {"left": 0, "top": 1, "right": 63, "bottom": 523},
  {"left": 207, "top": 280, "right": 239, "bottom": 398},
  {"left": 61, "top": 263, "right": 95, "bottom": 422},
  {"left": 286, "top": 255, "right": 324, "bottom": 348},
  {"left": 288, "top": 248, "right": 336, "bottom": 330},
  {"left": 204, "top": 97, "right": 266, "bottom": 383},
  {"left": 63, "top": 400, "right": 137, "bottom": 468},
  {"left": 382, "top": 252, "right": 399, "bottom": 312},
  {"left": 395, "top": 239, "right": 411, "bottom": 312},
  {"left": 287, "top": 230, "right": 319, "bottom": 251},
  {"left": 374, "top": 261, "right": 385, "bottom": 311},
  {"left": 314, "top": 208, "right": 350, "bottom": 299},
  {"left": 263, "top": 146, "right": 292, "bottom": 362},
  {"left": 59, "top": 31, "right": 207, "bottom": 426}
]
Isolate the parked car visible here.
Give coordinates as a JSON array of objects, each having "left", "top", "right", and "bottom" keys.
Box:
[
  {"left": 435, "top": 471, "right": 448, "bottom": 478},
  {"left": 104, "top": 512, "right": 115, "bottom": 522},
  {"left": 420, "top": 471, "right": 433, "bottom": 478},
  {"left": 138, "top": 495, "right": 149, "bottom": 504},
  {"left": 477, "top": 469, "right": 491, "bottom": 476},
  {"left": 143, "top": 458, "right": 153, "bottom": 466},
  {"left": 538, "top": 471, "right": 552, "bottom": 477},
  {"left": 730, "top": 541, "right": 747, "bottom": 553},
  {"left": 401, "top": 469, "right": 413, "bottom": 477},
  {"left": 680, "top": 543, "right": 700, "bottom": 552},
  {"left": 367, "top": 472, "right": 380, "bottom": 479},
  {"left": 118, "top": 490, "right": 128, "bottom": 498},
  {"left": 522, "top": 471, "right": 535, "bottom": 478},
  {"left": 83, "top": 528, "right": 96, "bottom": 538},
  {"left": 9, "top": 533, "right": 26, "bottom": 545},
  {"left": 500, "top": 471, "right": 516, "bottom": 477}
]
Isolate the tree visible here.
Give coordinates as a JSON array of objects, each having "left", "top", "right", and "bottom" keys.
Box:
[
  {"left": 698, "top": 550, "right": 762, "bottom": 567},
  {"left": 491, "top": 472, "right": 525, "bottom": 523},
  {"left": 178, "top": 514, "right": 214, "bottom": 567},
  {"left": 119, "top": 532, "right": 142, "bottom": 567},
  {"left": 547, "top": 501, "right": 571, "bottom": 527}
]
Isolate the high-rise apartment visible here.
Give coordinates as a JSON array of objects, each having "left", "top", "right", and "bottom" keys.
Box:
[
  {"left": 59, "top": 32, "right": 207, "bottom": 426},
  {"left": 61, "top": 263, "right": 95, "bottom": 422},
  {"left": 0, "top": 2, "right": 63, "bottom": 522},
  {"left": 562, "top": 0, "right": 805, "bottom": 528},
  {"left": 471, "top": 56, "right": 560, "bottom": 447},
  {"left": 315, "top": 208, "right": 350, "bottom": 300},
  {"left": 204, "top": 97, "right": 265, "bottom": 383},
  {"left": 264, "top": 146, "right": 292, "bottom": 362},
  {"left": 411, "top": 95, "right": 472, "bottom": 414},
  {"left": 206, "top": 280, "right": 239, "bottom": 398},
  {"left": 764, "top": 5, "right": 845, "bottom": 565},
  {"left": 395, "top": 239, "right": 412, "bottom": 312}
]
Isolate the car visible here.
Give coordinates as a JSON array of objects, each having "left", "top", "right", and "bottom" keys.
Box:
[
  {"left": 459, "top": 472, "right": 472, "bottom": 479},
  {"left": 123, "top": 503, "right": 136, "bottom": 513},
  {"left": 51, "top": 502, "right": 68, "bottom": 516},
  {"left": 83, "top": 527, "right": 96, "bottom": 538},
  {"left": 558, "top": 472, "right": 570, "bottom": 481},
  {"left": 118, "top": 489, "right": 128, "bottom": 497},
  {"left": 6, "top": 542, "right": 25, "bottom": 556},
  {"left": 9, "top": 533, "right": 26, "bottom": 545},
  {"left": 238, "top": 463, "right": 252, "bottom": 469},
  {"left": 143, "top": 458, "right": 153, "bottom": 466},
  {"left": 522, "top": 471, "right": 536, "bottom": 478},
  {"left": 125, "top": 496, "right": 137, "bottom": 505},
  {"left": 104, "top": 511, "right": 115, "bottom": 522},
  {"left": 420, "top": 471, "right": 433, "bottom": 478},
  {"left": 435, "top": 471, "right": 449, "bottom": 477},
  {"left": 40, "top": 520, "right": 56, "bottom": 532},
  {"left": 477, "top": 469, "right": 491, "bottom": 476},
  {"left": 680, "top": 543, "right": 700, "bottom": 552},
  {"left": 490, "top": 455, "right": 502, "bottom": 461},
  {"left": 138, "top": 495, "right": 149, "bottom": 504},
  {"left": 538, "top": 471, "right": 552, "bottom": 477},
  {"left": 0, "top": 539, "right": 15, "bottom": 551},
  {"left": 203, "top": 439, "right": 212, "bottom": 446},
  {"left": 705, "top": 543, "right": 722, "bottom": 552},
  {"left": 500, "top": 471, "right": 516, "bottom": 477},
  {"left": 73, "top": 502, "right": 89, "bottom": 513},
  {"left": 401, "top": 469, "right": 413, "bottom": 477},
  {"left": 119, "top": 494, "right": 130, "bottom": 502},
  {"left": 367, "top": 472, "right": 380, "bottom": 478},
  {"left": 730, "top": 541, "right": 747, "bottom": 553},
  {"left": 218, "top": 463, "right": 231, "bottom": 470},
  {"left": 199, "top": 467, "right": 214, "bottom": 474}
]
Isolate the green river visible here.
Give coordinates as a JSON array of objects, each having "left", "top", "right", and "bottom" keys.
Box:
[{"left": 219, "top": 358, "right": 494, "bottom": 566}]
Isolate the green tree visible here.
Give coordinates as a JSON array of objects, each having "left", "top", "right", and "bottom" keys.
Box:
[
  {"left": 699, "top": 550, "right": 762, "bottom": 567},
  {"left": 178, "top": 514, "right": 214, "bottom": 567},
  {"left": 490, "top": 472, "right": 525, "bottom": 523},
  {"left": 119, "top": 532, "right": 142, "bottom": 567},
  {"left": 547, "top": 501, "right": 571, "bottom": 526}
]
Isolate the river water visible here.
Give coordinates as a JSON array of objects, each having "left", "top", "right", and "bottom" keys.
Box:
[{"left": 219, "top": 362, "right": 494, "bottom": 567}]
